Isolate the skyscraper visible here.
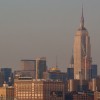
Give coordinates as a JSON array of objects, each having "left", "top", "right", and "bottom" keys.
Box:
[
  {"left": 14, "top": 57, "right": 47, "bottom": 79},
  {"left": 73, "top": 7, "right": 92, "bottom": 80},
  {"left": 36, "top": 57, "right": 47, "bottom": 79}
]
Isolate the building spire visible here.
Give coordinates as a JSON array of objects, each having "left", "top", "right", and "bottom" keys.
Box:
[{"left": 80, "top": 5, "right": 84, "bottom": 29}]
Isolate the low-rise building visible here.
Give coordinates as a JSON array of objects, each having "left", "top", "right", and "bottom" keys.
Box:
[
  {"left": 94, "top": 91, "right": 100, "bottom": 100},
  {"left": 67, "top": 79, "right": 89, "bottom": 92},
  {"left": 14, "top": 77, "right": 65, "bottom": 100},
  {"left": 73, "top": 92, "right": 94, "bottom": 100},
  {"left": 0, "top": 83, "right": 14, "bottom": 100}
]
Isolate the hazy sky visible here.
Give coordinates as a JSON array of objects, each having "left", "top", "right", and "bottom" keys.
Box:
[{"left": 0, "top": 0, "right": 100, "bottom": 73}]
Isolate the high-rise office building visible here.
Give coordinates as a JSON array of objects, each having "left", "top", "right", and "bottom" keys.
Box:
[
  {"left": 1, "top": 68, "right": 12, "bottom": 84},
  {"left": 73, "top": 7, "right": 92, "bottom": 80},
  {"left": 14, "top": 60, "right": 36, "bottom": 79},
  {"left": 17, "top": 57, "right": 47, "bottom": 79},
  {"left": 36, "top": 57, "right": 47, "bottom": 79}
]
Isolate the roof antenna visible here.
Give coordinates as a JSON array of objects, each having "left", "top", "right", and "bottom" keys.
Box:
[
  {"left": 56, "top": 56, "right": 58, "bottom": 68},
  {"left": 80, "top": 3, "right": 84, "bottom": 29}
]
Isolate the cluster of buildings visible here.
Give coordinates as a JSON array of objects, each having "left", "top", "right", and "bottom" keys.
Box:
[{"left": 0, "top": 8, "right": 100, "bottom": 100}]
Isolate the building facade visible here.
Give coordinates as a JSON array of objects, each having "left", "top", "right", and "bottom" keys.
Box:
[
  {"left": 67, "top": 68, "right": 74, "bottom": 80},
  {"left": 43, "top": 67, "right": 67, "bottom": 82},
  {"left": 21, "top": 60, "right": 36, "bottom": 71},
  {"left": 36, "top": 57, "right": 47, "bottom": 79},
  {"left": 43, "top": 71, "right": 67, "bottom": 82},
  {"left": 73, "top": 92, "right": 94, "bottom": 100},
  {"left": 14, "top": 78, "right": 65, "bottom": 100},
  {"left": 0, "top": 83, "right": 14, "bottom": 100},
  {"left": 1, "top": 68, "right": 13, "bottom": 84},
  {"left": 20, "top": 57, "right": 47, "bottom": 79},
  {"left": 94, "top": 91, "right": 100, "bottom": 100},
  {"left": 0, "top": 71, "right": 4, "bottom": 86},
  {"left": 67, "top": 79, "right": 89, "bottom": 92},
  {"left": 14, "top": 70, "right": 36, "bottom": 79},
  {"left": 90, "top": 65, "right": 97, "bottom": 79}
]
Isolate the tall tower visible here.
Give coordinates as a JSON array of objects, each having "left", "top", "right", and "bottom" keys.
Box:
[{"left": 73, "top": 7, "right": 92, "bottom": 80}]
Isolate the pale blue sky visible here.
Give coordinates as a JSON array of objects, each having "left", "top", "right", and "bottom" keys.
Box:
[{"left": 0, "top": 0, "right": 100, "bottom": 73}]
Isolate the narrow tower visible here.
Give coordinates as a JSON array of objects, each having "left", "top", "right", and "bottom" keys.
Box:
[{"left": 73, "top": 7, "right": 92, "bottom": 80}]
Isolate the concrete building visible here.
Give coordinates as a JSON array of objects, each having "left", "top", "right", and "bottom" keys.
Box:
[
  {"left": 14, "top": 78, "right": 65, "bottom": 100},
  {"left": 0, "top": 83, "right": 14, "bottom": 100},
  {"left": 73, "top": 7, "right": 92, "bottom": 80}
]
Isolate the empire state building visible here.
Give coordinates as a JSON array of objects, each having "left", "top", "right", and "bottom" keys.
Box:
[{"left": 73, "top": 8, "right": 92, "bottom": 80}]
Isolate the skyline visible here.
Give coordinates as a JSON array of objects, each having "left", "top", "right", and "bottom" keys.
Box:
[{"left": 0, "top": 0, "right": 99, "bottom": 73}]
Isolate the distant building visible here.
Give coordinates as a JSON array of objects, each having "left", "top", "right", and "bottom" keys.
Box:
[
  {"left": 67, "top": 79, "right": 80, "bottom": 92},
  {"left": 89, "top": 78, "right": 100, "bottom": 92},
  {"left": 43, "top": 67, "right": 67, "bottom": 82},
  {"left": 67, "top": 55, "right": 74, "bottom": 80},
  {"left": 0, "top": 71, "right": 4, "bottom": 86},
  {"left": 69, "top": 55, "right": 74, "bottom": 68},
  {"left": 73, "top": 7, "right": 92, "bottom": 80},
  {"left": 21, "top": 59, "right": 36, "bottom": 71},
  {"left": 65, "top": 91, "right": 77, "bottom": 100},
  {"left": 36, "top": 57, "right": 47, "bottom": 79},
  {"left": 1, "top": 68, "right": 13, "bottom": 84},
  {"left": 73, "top": 92, "right": 94, "bottom": 100},
  {"left": 67, "top": 68, "right": 74, "bottom": 80},
  {"left": 94, "top": 91, "right": 100, "bottom": 100},
  {"left": 90, "top": 65, "right": 97, "bottom": 79},
  {"left": 14, "top": 78, "right": 65, "bottom": 100},
  {"left": 0, "top": 83, "right": 14, "bottom": 100},
  {"left": 20, "top": 57, "right": 47, "bottom": 79},
  {"left": 14, "top": 70, "right": 36, "bottom": 79},
  {"left": 67, "top": 79, "right": 89, "bottom": 92}
]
